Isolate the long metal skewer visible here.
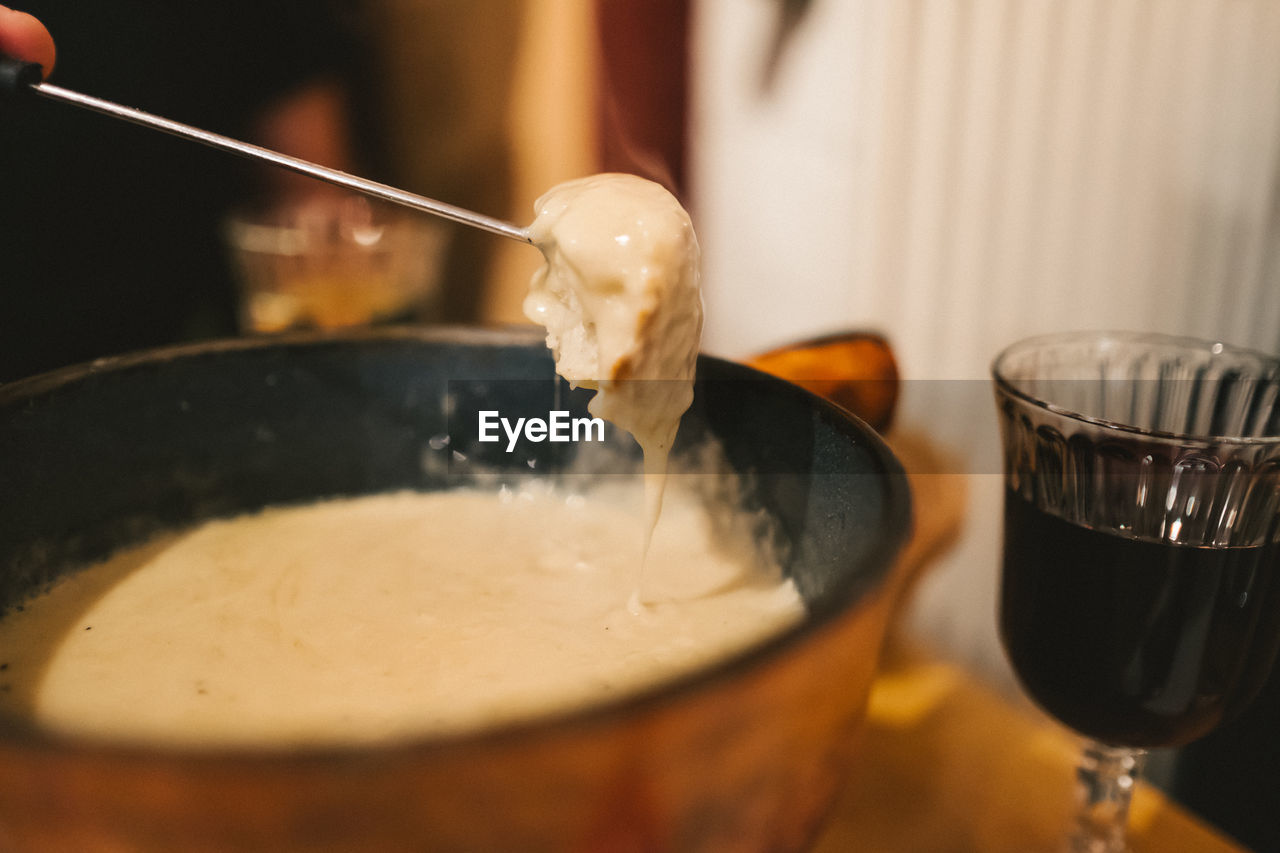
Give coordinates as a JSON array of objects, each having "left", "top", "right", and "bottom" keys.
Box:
[{"left": 17, "top": 74, "right": 534, "bottom": 245}]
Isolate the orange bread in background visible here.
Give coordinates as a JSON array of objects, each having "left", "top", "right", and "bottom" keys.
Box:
[{"left": 749, "top": 332, "right": 899, "bottom": 433}]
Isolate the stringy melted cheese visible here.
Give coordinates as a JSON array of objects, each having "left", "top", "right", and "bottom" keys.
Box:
[{"left": 524, "top": 174, "right": 703, "bottom": 545}]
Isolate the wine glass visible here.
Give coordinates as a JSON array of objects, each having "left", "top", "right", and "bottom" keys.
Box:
[{"left": 992, "top": 331, "right": 1280, "bottom": 853}]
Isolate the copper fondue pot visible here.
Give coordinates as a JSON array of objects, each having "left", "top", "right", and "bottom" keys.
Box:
[{"left": 0, "top": 327, "right": 910, "bottom": 852}]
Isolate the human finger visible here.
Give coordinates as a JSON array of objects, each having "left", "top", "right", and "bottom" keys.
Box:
[{"left": 0, "top": 5, "right": 56, "bottom": 78}]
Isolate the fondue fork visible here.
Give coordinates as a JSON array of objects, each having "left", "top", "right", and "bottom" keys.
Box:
[{"left": 0, "top": 56, "right": 534, "bottom": 245}]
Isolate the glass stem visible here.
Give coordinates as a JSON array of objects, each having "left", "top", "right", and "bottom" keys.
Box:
[{"left": 1071, "top": 741, "right": 1147, "bottom": 853}]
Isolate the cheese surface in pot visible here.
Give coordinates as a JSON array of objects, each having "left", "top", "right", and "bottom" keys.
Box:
[{"left": 0, "top": 483, "right": 800, "bottom": 748}]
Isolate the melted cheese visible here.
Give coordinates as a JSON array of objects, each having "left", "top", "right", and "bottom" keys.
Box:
[
  {"left": 524, "top": 174, "right": 704, "bottom": 576},
  {"left": 0, "top": 484, "right": 800, "bottom": 748}
]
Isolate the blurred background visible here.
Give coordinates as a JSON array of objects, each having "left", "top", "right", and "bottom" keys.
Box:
[{"left": 1, "top": 0, "right": 1277, "bottom": 848}]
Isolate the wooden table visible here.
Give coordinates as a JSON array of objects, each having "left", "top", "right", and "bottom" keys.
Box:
[{"left": 810, "top": 641, "right": 1246, "bottom": 852}]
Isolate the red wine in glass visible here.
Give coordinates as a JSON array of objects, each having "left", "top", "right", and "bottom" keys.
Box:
[
  {"left": 1001, "top": 487, "right": 1280, "bottom": 749},
  {"left": 994, "top": 331, "right": 1280, "bottom": 853}
]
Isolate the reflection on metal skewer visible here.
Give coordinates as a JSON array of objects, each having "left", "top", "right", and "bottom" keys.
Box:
[{"left": 2, "top": 58, "right": 532, "bottom": 245}]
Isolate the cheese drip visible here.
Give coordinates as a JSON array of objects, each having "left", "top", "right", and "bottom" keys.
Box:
[{"left": 524, "top": 174, "right": 703, "bottom": 603}]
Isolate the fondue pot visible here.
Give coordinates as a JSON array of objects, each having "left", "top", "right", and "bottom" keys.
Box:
[{"left": 0, "top": 327, "right": 910, "bottom": 852}]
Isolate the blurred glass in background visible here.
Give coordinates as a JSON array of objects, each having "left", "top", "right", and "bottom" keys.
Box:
[
  {"left": 0, "top": 1, "right": 532, "bottom": 381},
  {"left": 225, "top": 196, "right": 448, "bottom": 333},
  {"left": 0, "top": 1, "right": 361, "bottom": 381}
]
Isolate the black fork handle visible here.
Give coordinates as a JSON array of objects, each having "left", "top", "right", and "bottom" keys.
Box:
[{"left": 0, "top": 55, "right": 42, "bottom": 96}]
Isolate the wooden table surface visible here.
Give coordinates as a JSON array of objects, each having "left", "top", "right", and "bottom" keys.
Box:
[{"left": 810, "top": 641, "right": 1246, "bottom": 852}]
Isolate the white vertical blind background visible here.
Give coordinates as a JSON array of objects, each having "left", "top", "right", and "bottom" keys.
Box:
[{"left": 692, "top": 0, "right": 1280, "bottom": 379}]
